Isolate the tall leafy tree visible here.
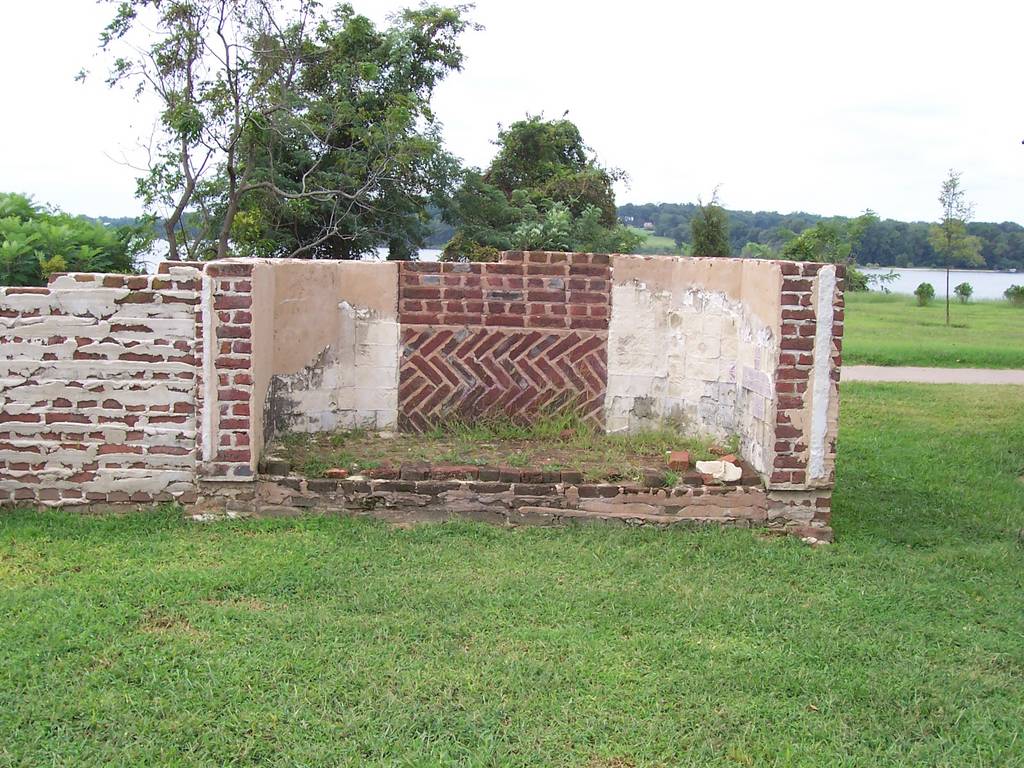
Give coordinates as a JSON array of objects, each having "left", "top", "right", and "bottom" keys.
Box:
[
  {"left": 928, "top": 169, "right": 982, "bottom": 325},
  {"left": 690, "top": 189, "right": 730, "bottom": 257},
  {"left": 88, "top": 0, "right": 472, "bottom": 261},
  {"left": 443, "top": 116, "right": 641, "bottom": 260}
]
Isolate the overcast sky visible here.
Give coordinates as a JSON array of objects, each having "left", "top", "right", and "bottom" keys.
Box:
[{"left": 2, "top": 0, "right": 1022, "bottom": 223}]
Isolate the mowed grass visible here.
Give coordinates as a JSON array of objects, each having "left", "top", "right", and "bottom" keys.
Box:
[
  {"left": 628, "top": 225, "right": 680, "bottom": 254},
  {"left": 844, "top": 292, "right": 1024, "bottom": 368},
  {"left": 2, "top": 384, "right": 1023, "bottom": 766}
]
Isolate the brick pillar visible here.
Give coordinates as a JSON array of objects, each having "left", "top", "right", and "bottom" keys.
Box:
[
  {"left": 197, "top": 262, "right": 256, "bottom": 481},
  {"left": 767, "top": 261, "right": 844, "bottom": 542}
]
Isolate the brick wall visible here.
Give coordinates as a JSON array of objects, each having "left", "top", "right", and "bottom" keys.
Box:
[
  {"left": 0, "top": 269, "right": 201, "bottom": 506},
  {"left": 197, "top": 261, "right": 258, "bottom": 481},
  {"left": 0, "top": 253, "right": 844, "bottom": 541},
  {"left": 397, "top": 252, "right": 611, "bottom": 430}
]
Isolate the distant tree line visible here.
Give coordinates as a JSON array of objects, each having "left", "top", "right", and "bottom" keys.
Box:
[{"left": 616, "top": 202, "right": 1024, "bottom": 271}]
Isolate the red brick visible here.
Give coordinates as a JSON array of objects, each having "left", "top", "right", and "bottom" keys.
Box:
[
  {"left": 149, "top": 445, "right": 190, "bottom": 455},
  {"left": 777, "top": 368, "right": 809, "bottom": 380},
  {"left": 98, "top": 444, "right": 143, "bottom": 455},
  {"left": 216, "top": 356, "right": 251, "bottom": 369},
  {"left": 568, "top": 264, "right": 607, "bottom": 277},
  {"left": 527, "top": 290, "right": 564, "bottom": 303},
  {"left": 484, "top": 315, "right": 525, "bottom": 327},
  {"left": 442, "top": 262, "right": 482, "bottom": 274},
  {"left": 405, "top": 286, "right": 442, "bottom": 300},
  {"left": 214, "top": 295, "right": 251, "bottom": 310},
  {"left": 403, "top": 262, "right": 441, "bottom": 273},
  {"left": 782, "top": 309, "right": 815, "bottom": 321},
  {"left": 568, "top": 291, "right": 606, "bottom": 304},
  {"left": 486, "top": 263, "right": 523, "bottom": 275},
  {"left": 525, "top": 264, "right": 568, "bottom": 276},
  {"left": 528, "top": 315, "right": 568, "bottom": 328},
  {"left": 402, "top": 312, "right": 437, "bottom": 324},
  {"left": 569, "top": 317, "right": 608, "bottom": 330},
  {"left": 781, "top": 337, "right": 814, "bottom": 351}
]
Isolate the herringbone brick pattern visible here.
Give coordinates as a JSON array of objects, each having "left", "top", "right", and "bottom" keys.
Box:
[{"left": 398, "top": 326, "right": 608, "bottom": 431}]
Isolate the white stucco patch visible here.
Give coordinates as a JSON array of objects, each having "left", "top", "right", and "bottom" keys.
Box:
[
  {"left": 808, "top": 265, "right": 836, "bottom": 480},
  {"left": 604, "top": 279, "right": 778, "bottom": 474}
]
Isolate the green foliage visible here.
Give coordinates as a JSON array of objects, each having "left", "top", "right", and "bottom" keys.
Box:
[
  {"left": 781, "top": 210, "right": 877, "bottom": 267},
  {"left": 1005, "top": 284, "right": 1024, "bottom": 306},
  {"left": 618, "top": 202, "right": 1024, "bottom": 271},
  {"left": 0, "top": 193, "right": 144, "bottom": 286},
  {"left": 93, "top": 1, "right": 472, "bottom": 261},
  {"left": 690, "top": 191, "right": 730, "bottom": 257},
  {"left": 444, "top": 117, "right": 641, "bottom": 258},
  {"left": 914, "top": 282, "right": 935, "bottom": 306},
  {"left": 954, "top": 282, "right": 973, "bottom": 303},
  {"left": 845, "top": 265, "right": 869, "bottom": 292},
  {"left": 928, "top": 221, "right": 983, "bottom": 268}
]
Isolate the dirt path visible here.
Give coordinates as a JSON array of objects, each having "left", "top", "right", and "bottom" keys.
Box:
[{"left": 843, "top": 365, "right": 1024, "bottom": 385}]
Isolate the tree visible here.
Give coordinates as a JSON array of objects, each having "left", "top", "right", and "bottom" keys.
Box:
[
  {"left": 690, "top": 189, "right": 730, "bottom": 257},
  {"left": 780, "top": 210, "right": 878, "bottom": 290},
  {"left": 954, "top": 282, "right": 973, "bottom": 303},
  {"left": 928, "top": 169, "right": 983, "bottom": 325},
  {"left": 0, "top": 193, "right": 147, "bottom": 286},
  {"left": 442, "top": 116, "right": 641, "bottom": 260},
  {"left": 89, "top": 0, "right": 472, "bottom": 261},
  {"left": 914, "top": 282, "right": 935, "bottom": 306}
]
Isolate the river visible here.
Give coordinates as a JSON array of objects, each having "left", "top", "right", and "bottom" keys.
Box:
[{"left": 860, "top": 267, "right": 1021, "bottom": 300}]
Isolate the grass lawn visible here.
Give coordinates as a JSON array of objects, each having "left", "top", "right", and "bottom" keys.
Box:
[
  {"left": 628, "top": 226, "right": 680, "bottom": 254},
  {"left": 273, "top": 416, "right": 733, "bottom": 481},
  {"left": 2, "top": 383, "right": 1023, "bottom": 766},
  {"left": 844, "top": 292, "right": 1024, "bottom": 368}
]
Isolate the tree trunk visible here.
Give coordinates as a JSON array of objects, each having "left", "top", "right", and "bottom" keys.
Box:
[
  {"left": 945, "top": 265, "right": 950, "bottom": 326},
  {"left": 164, "top": 218, "right": 180, "bottom": 261}
]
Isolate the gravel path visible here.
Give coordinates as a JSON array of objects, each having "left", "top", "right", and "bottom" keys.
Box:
[{"left": 843, "top": 365, "right": 1024, "bottom": 385}]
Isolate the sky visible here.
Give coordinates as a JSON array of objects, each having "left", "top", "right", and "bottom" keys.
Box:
[{"left": 2, "top": 0, "right": 1023, "bottom": 224}]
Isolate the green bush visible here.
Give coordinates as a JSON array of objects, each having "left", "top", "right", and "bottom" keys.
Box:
[
  {"left": 1005, "top": 284, "right": 1024, "bottom": 306},
  {"left": 0, "top": 193, "right": 148, "bottom": 286},
  {"left": 953, "top": 282, "right": 973, "bottom": 303},
  {"left": 914, "top": 281, "right": 935, "bottom": 306}
]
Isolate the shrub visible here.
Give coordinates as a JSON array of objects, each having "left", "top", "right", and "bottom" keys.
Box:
[
  {"left": 914, "top": 282, "right": 935, "bottom": 306},
  {"left": 0, "top": 192, "right": 147, "bottom": 286},
  {"left": 953, "top": 282, "right": 973, "bottom": 303},
  {"left": 845, "top": 265, "right": 869, "bottom": 291},
  {"left": 1005, "top": 284, "right": 1024, "bottom": 306}
]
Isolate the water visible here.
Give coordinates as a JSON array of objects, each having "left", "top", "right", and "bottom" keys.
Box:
[{"left": 860, "top": 267, "right": 1021, "bottom": 300}]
